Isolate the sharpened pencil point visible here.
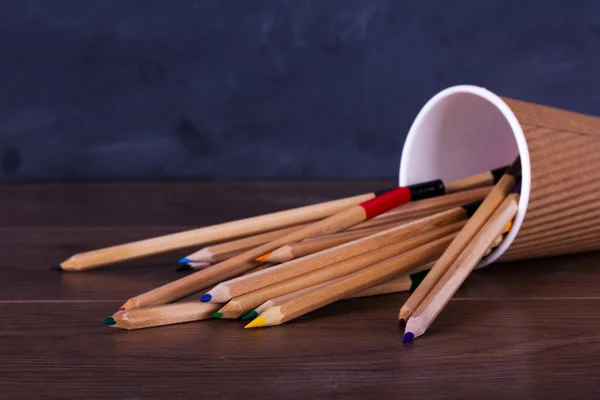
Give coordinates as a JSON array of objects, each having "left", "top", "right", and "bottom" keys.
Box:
[
  {"left": 398, "top": 319, "right": 406, "bottom": 329},
  {"left": 403, "top": 332, "right": 414, "bottom": 343},
  {"left": 255, "top": 252, "right": 272, "bottom": 263},
  {"left": 103, "top": 317, "right": 116, "bottom": 326},
  {"left": 178, "top": 257, "right": 192, "bottom": 264},
  {"left": 242, "top": 310, "right": 259, "bottom": 321},
  {"left": 212, "top": 312, "right": 223, "bottom": 319},
  {"left": 50, "top": 265, "right": 62, "bottom": 271},
  {"left": 175, "top": 264, "right": 191, "bottom": 272},
  {"left": 116, "top": 307, "right": 125, "bottom": 313},
  {"left": 244, "top": 317, "right": 267, "bottom": 329},
  {"left": 200, "top": 294, "right": 212, "bottom": 302}
]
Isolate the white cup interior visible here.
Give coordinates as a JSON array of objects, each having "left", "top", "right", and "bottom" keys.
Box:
[{"left": 399, "top": 85, "right": 531, "bottom": 267}]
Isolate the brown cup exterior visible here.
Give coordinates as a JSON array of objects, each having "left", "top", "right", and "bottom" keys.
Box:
[{"left": 497, "top": 98, "right": 600, "bottom": 261}]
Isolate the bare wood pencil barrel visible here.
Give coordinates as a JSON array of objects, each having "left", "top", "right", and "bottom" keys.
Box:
[{"left": 400, "top": 85, "right": 600, "bottom": 264}]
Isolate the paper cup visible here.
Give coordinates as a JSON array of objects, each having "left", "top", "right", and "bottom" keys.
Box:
[{"left": 399, "top": 85, "right": 600, "bottom": 266}]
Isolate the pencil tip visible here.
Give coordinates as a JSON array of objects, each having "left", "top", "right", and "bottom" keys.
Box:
[
  {"left": 403, "top": 332, "right": 415, "bottom": 343},
  {"left": 212, "top": 312, "right": 223, "bottom": 319},
  {"left": 241, "top": 310, "right": 259, "bottom": 321},
  {"left": 175, "top": 264, "right": 191, "bottom": 272},
  {"left": 255, "top": 252, "right": 272, "bottom": 263},
  {"left": 244, "top": 316, "right": 267, "bottom": 329},
  {"left": 50, "top": 265, "right": 63, "bottom": 271},
  {"left": 200, "top": 294, "right": 212, "bottom": 302},
  {"left": 398, "top": 319, "right": 406, "bottom": 329},
  {"left": 103, "top": 317, "right": 116, "bottom": 326},
  {"left": 178, "top": 257, "right": 192, "bottom": 264}
]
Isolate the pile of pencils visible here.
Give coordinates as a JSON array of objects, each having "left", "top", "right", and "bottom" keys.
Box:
[{"left": 54, "top": 158, "right": 521, "bottom": 342}]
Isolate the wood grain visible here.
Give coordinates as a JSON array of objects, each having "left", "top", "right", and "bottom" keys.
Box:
[{"left": 1, "top": 181, "right": 600, "bottom": 399}]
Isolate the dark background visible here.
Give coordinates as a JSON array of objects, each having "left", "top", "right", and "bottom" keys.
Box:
[{"left": 1, "top": 0, "right": 599, "bottom": 181}]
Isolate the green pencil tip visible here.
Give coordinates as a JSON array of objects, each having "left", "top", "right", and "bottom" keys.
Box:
[
  {"left": 242, "top": 310, "right": 259, "bottom": 321},
  {"left": 103, "top": 317, "right": 116, "bottom": 326},
  {"left": 212, "top": 312, "right": 223, "bottom": 319},
  {"left": 50, "top": 265, "right": 62, "bottom": 271},
  {"left": 410, "top": 270, "right": 430, "bottom": 292}
]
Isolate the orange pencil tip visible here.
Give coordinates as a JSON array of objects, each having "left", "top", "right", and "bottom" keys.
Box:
[{"left": 255, "top": 253, "right": 272, "bottom": 263}]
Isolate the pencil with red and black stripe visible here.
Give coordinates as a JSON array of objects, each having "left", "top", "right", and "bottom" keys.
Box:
[{"left": 255, "top": 166, "right": 508, "bottom": 263}]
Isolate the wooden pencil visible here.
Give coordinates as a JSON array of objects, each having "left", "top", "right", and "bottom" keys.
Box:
[
  {"left": 442, "top": 165, "right": 508, "bottom": 193},
  {"left": 265, "top": 219, "right": 411, "bottom": 263},
  {"left": 371, "top": 186, "right": 493, "bottom": 221},
  {"left": 481, "top": 233, "right": 505, "bottom": 257},
  {"left": 106, "top": 275, "right": 418, "bottom": 330},
  {"left": 215, "top": 222, "right": 463, "bottom": 319},
  {"left": 266, "top": 203, "right": 490, "bottom": 264},
  {"left": 103, "top": 302, "right": 221, "bottom": 330},
  {"left": 260, "top": 187, "right": 497, "bottom": 263},
  {"left": 248, "top": 266, "right": 432, "bottom": 319},
  {"left": 397, "top": 158, "right": 521, "bottom": 324},
  {"left": 55, "top": 190, "right": 384, "bottom": 271},
  {"left": 179, "top": 261, "right": 211, "bottom": 271},
  {"left": 203, "top": 204, "right": 473, "bottom": 304},
  {"left": 403, "top": 193, "right": 519, "bottom": 342},
  {"left": 181, "top": 223, "right": 311, "bottom": 264},
  {"left": 185, "top": 217, "right": 410, "bottom": 266},
  {"left": 118, "top": 174, "right": 481, "bottom": 310},
  {"left": 349, "top": 187, "right": 491, "bottom": 231},
  {"left": 244, "top": 234, "right": 455, "bottom": 328},
  {"left": 346, "top": 275, "right": 413, "bottom": 299}
]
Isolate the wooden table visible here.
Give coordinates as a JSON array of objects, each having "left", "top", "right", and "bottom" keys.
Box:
[{"left": 2, "top": 181, "right": 600, "bottom": 399}]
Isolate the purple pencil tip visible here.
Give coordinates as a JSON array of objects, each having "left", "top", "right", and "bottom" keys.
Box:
[{"left": 403, "top": 332, "right": 415, "bottom": 343}]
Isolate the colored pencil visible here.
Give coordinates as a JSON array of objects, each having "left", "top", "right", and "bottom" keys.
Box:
[
  {"left": 177, "top": 261, "right": 211, "bottom": 271},
  {"left": 215, "top": 222, "right": 463, "bottom": 319},
  {"left": 481, "top": 233, "right": 505, "bottom": 257},
  {"left": 254, "top": 169, "right": 508, "bottom": 264},
  {"left": 403, "top": 193, "right": 519, "bottom": 342},
  {"left": 397, "top": 158, "right": 521, "bottom": 325},
  {"left": 442, "top": 165, "right": 508, "bottom": 194},
  {"left": 348, "top": 187, "right": 492, "bottom": 231},
  {"left": 181, "top": 223, "right": 311, "bottom": 264},
  {"left": 260, "top": 188, "right": 495, "bottom": 263},
  {"left": 203, "top": 204, "right": 474, "bottom": 304},
  {"left": 103, "top": 302, "right": 221, "bottom": 330},
  {"left": 55, "top": 190, "right": 384, "bottom": 271},
  {"left": 264, "top": 219, "right": 411, "bottom": 263},
  {"left": 118, "top": 174, "right": 478, "bottom": 310},
  {"left": 369, "top": 186, "right": 493, "bottom": 221},
  {"left": 105, "top": 275, "right": 420, "bottom": 330},
  {"left": 244, "top": 235, "right": 454, "bottom": 328},
  {"left": 247, "top": 267, "right": 432, "bottom": 319}
]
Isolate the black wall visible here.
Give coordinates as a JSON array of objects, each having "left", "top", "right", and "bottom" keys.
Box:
[{"left": 2, "top": 0, "right": 599, "bottom": 181}]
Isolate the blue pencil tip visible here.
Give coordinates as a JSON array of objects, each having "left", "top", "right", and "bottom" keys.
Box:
[
  {"left": 200, "top": 294, "right": 212, "bottom": 302},
  {"left": 403, "top": 332, "right": 415, "bottom": 343},
  {"left": 179, "top": 257, "right": 192, "bottom": 264}
]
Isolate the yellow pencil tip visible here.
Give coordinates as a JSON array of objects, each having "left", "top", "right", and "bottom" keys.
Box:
[
  {"left": 255, "top": 253, "right": 272, "bottom": 263},
  {"left": 504, "top": 221, "right": 513, "bottom": 233},
  {"left": 244, "top": 316, "right": 267, "bottom": 329}
]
